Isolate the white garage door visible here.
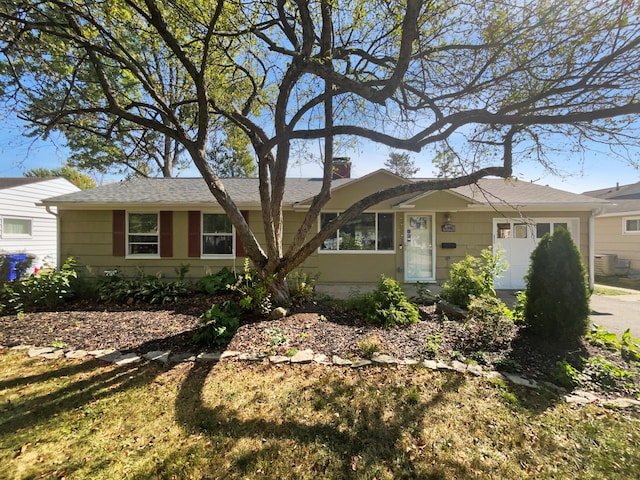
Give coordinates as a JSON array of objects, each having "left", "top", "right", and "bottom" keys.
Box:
[{"left": 493, "top": 218, "right": 579, "bottom": 290}]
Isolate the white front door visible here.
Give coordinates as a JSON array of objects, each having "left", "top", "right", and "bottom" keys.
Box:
[
  {"left": 493, "top": 219, "right": 579, "bottom": 289},
  {"left": 404, "top": 214, "right": 435, "bottom": 282}
]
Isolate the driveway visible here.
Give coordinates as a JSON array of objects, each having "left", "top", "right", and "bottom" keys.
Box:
[{"left": 590, "top": 288, "right": 640, "bottom": 338}]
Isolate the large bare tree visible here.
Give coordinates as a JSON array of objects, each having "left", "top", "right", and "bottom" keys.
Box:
[{"left": 1, "top": 0, "right": 640, "bottom": 300}]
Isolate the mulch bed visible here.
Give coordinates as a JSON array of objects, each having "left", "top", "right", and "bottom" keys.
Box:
[{"left": 1, "top": 295, "right": 638, "bottom": 398}]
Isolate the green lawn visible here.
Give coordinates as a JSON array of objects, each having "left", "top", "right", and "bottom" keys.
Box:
[
  {"left": 1, "top": 351, "right": 638, "bottom": 479},
  {"left": 595, "top": 276, "right": 640, "bottom": 292}
]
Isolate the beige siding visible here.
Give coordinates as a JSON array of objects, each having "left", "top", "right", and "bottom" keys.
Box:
[{"left": 594, "top": 216, "right": 640, "bottom": 274}]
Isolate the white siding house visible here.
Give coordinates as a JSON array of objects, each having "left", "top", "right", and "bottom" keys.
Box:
[{"left": 0, "top": 178, "right": 80, "bottom": 274}]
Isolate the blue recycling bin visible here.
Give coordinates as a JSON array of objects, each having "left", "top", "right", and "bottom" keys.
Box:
[{"left": 3, "top": 254, "right": 28, "bottom": 281}]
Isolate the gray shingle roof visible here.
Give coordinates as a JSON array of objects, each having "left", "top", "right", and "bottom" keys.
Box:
[
  {"left": 42, "top": 175, "right": 606, "bottom": 209},
  {"left": 583, "top": 181, "right": 640, "bottom": 214},
  {"left": 0, "top": 177, "right": 55, "bottom": 190},
  {"left": 42, "top": 177, "right": 355, "bottom": 206}
]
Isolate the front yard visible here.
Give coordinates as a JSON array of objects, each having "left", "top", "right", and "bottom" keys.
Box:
[{"left": 1, "top": 348, "right": 639, "bottom": 480}]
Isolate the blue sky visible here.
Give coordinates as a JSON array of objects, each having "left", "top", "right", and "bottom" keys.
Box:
[{"left": 1, "top": 113, "right": 639, "bottom": 194}]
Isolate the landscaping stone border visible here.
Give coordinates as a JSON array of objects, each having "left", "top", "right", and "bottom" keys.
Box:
[{"left": 4, "top": 343, "right": 639, "bottom": 412}]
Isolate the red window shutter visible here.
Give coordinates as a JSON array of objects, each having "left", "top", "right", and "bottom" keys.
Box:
[
  {"left": 188, "top": 211, "right": 201, "bottom": 257},
  {"left": 112, "top": 210, "right": 126, "bottom": 257},
  {"left": 160, "top": 211, "right": 173, "bottom": 257},
  {"left": 235, "top": 210, "right": 249, "bottom": 257}
]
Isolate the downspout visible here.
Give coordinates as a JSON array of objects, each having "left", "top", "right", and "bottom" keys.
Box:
[
  {"left": 588, "top": 208, "right": 602, "bottom": 292},
  {"left": 45, "top": 205, "right": 60, "bottom": 270}
]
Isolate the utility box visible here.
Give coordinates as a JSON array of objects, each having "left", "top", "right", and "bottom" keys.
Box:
[{"left": 595, "top": 254, "right": 618, "bottom": 276}]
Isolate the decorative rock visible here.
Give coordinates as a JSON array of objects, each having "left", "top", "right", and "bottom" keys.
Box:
[
  {"left": 220, "top": 350, "right": 241, "bottom": 359},
  {"left": 40, "top": 350, "right": 64, "bottom": 360},
  {"left": 65, "top": 350, "right": 88, "bottom": 359},
  {"left": 332, "top": 355, "right": 352, "bottom": 366},
  {"left": 371, "top": 353, "right": 398, "bottom": 366},
  {"left": 451, "top": 360, "right": 467, "bottom": 373},
  {"left": 290, "top": 349, "right": 314, "bottom": 364},
  {"left": 238, "top": 352, "right": 263, "bottom": 362},
  {"left": 436, "top": 361, "right": 454, "bottom": 371},
  {"left": 422, "top": 359, "right": 438, "bottom": 370},
  {"left": 268, "top": 307, "right": 288, "bottom": 320},
  {"left": 145, "top": 350, "right": 171, "bottom": 364},
  {"left": 503, "top": 373, "right": 541, "bottom": 389},
  {"left": 401, "top": 358, "right": 419, "bottom": 366},
  {"left": 351, "top": 359, "right": 372, "bottom": 368},
  {"left": 114, "top": 353, "right": 142, "bottom": 366},
  {"left": 313, "top": 353, "right": 331, "bottom": 364},
  {"left": 10, "top": 345, "right": 33, "bottom": 351},
  {"left": 603, "top": 398, "right": 640, "bottom": 409},
  {"left": 93, "top": 350, "right": 121, "bottom": 362},
  {"left": 564, "top": 390, "right": 599, "bottom": 405},
  {"left": 436, "top": 300, "right": 467, "bottom": 320},
  {"left": 28, "top": 347, "right": 54, "bottom": 357},
  {"left": 196, "top": 352, "right": 222, "bottom": 362},
  {"left": 169, "top": 353, "right": 196, "bottom": 363},
  {"left": 485, "top": 370, "right": 508, "bottom": 381},
  {"left": 269, "top": 355, "right": 290, "bottom": 364},
  {"left": 466, "top": 364, "right": 484, "bottom": 376}
]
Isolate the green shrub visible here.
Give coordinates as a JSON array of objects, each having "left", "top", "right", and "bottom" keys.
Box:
[
  {"left": 422, "top": 332, "right": 442, "bottom": 359},
  {"left": 524, "top": 227, "right": 590, "bottom": 344},
  {"left": 0, "top": 257, "right": 77, "bottom": 314},
  {"left": 348, "top": 276, "right": 419, "bottom": 327},
  {"left": 196, "top": 267, "right": 237, "bottom": 295},
  {"left": 553, "top": 360, "right": 582, "bottom": 389},
  {"left": 440, "top": 247, "right": 507, "bottom": 309},
  {"left": 193, "top": 300, "right": 240, "bottom": 346},
  {"left": 287, "top": 271, "right": 318, "bottom": 305},
  {"left": 98, "top": 266, "right": 191, "bottom": 304},
  {"left": 462, "top": 294, "right": 516, "bottom": 352},
  {"left": 229, "top": 259, "right": 272, "bottom": 314}
]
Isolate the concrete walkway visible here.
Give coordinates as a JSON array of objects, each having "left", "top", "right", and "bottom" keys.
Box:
[{"left": 591, "top": 286, "right": 640, "bottom": 338}]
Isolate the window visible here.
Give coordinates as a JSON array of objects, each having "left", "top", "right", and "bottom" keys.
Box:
[
  {"left": 624, "top": 217, "right": 640, "bottom": 234},
  {"left": 514, "top": 223, "right": 528, "bottom": 239},
  {"left": 497, "top": 223, "right": 511, "bottom": 239},
  {"left": 203, "top": 213, "right": 234, "bottom": 255},
  {"left": 128, "top": 213, "right": 159, "bottom": 255},
  {"left": 320, "top": 212, "right": 394, "bottom": 252},
  {"left": 2, "top": 217, "right": 32, "bottom": 237}
]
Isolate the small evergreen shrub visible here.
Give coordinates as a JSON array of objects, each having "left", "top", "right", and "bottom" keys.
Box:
[
  {"left": 440, "top": 247, "right": 507, "bottom": 309},
  {"left": 193, "top": 300, "right": 240, "bottom": 346},
  {"left": 196, "top": 267, "right": 237, "bottom": 295},
  {"left": 462, "top": 294, "right": 516, "bottom": 352},
  {"left": 348, "top": 276, "right": 419, "bottom": 327},
  {"left": 524, "top": 227, "right": 590, "bottom": 344},
  {"left": 0, "top": 257, "right": 77, "bottom": 315}
]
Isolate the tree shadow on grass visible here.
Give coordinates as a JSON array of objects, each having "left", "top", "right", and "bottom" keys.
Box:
[{"left": 173, "top": 362, "right": 474, "bottom": 479}]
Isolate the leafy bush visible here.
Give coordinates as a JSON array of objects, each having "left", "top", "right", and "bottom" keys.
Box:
[
  {"left": 229, "top": 259, "right": 272, "bottom": 314},
  {"left": 440, "top": 247, "right": 507, "bottom": 309},
  {"left": 98, "top": 266, "right": 191, "bottom": 304},
  {"left": 347, "top": 276, "right": 419, "bottom": 327},
  {"left": 358, "top": 335, "right": 383, "bottom": 359},
  {"left": 193, "top": 300, "right": 240, "bottom": 346},
  {"left": 0, "top": 257, "right": 77, "bottom": 315},
  {"left": 461, "top": 294, "right": 516, "bottom": 352},
  {"left": 196, "top": 267, "right": 237, "bottom": 295},
  {"left": 553, "top": 360, "right": 582, "bottom": 389},
  {"left": 287, "top": 271, "right": 318, "bottom": 305},
  {"left": 524, "top": 227, "right": 590, "bottom": 344},
  {"left": 422, "top": 332, "right": 442, "bottom": 359},
  {"left": 581, "top": 356, "right": 636, "bottom": 391}
]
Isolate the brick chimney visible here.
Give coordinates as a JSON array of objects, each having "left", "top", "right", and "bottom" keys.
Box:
[{"left": 332, "top": 157, "right": 351, "bottom": 179}]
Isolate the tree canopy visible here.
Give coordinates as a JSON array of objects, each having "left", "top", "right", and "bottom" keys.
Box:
[
  {"left": 385, "top": 152, "right": 419, "bottom": 178},
  {"left": 24, "top": 164, "right": 96, "bottom": 190},
  {"left": 1, "top": 0, "right": 640, "bottom": 300}
]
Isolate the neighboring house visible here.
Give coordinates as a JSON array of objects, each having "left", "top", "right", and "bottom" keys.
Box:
[
  {"left": 583, "top": 182, "right": 640, "bottom": 277},
  {"left": 42, "top": 169, "right": 608, "bottom": 291},
  {"left": 0, "top": 177, "right": 81, "bottom": 274}
]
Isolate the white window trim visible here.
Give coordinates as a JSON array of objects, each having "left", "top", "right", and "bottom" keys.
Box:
[
  {"left": 623, "top": 216, "right": 640, "bottom": 235},
  {"left": 126, "top": 212, "right": 160, "bottom": 259},
  {"left": 1, "top": 216, "right": 33, "bottom": 238},
  {"left": 201, "top": 212, "right": 236, "bottom": 258},
  {"left": 318, "top": 211, "right": 396, "bottom": 254}
]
